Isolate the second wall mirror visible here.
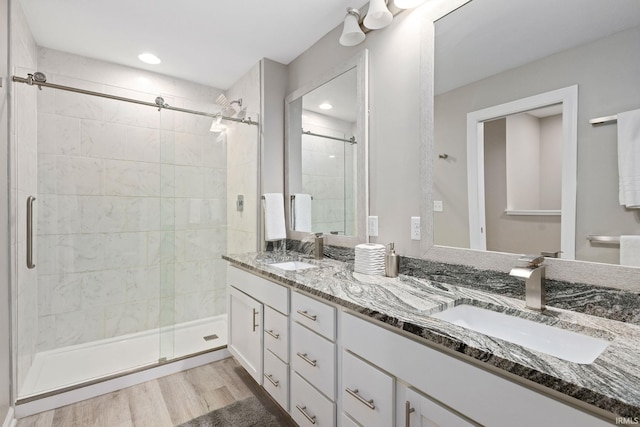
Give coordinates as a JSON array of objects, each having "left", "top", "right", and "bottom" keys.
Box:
[{"left": 285, "top": 49, "right": 369, "bottom": 247}]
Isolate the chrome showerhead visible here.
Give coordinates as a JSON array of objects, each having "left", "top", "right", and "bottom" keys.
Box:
[{"left": 215, "top": 93, "right": 243, "bottom": 117}]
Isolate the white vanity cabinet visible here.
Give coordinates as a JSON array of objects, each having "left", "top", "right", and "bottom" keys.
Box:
[
  {"left": 228, "top": 286, "right": 263, "bottom": 383},
  {"left": 290, "top": 291, "right": 338, "bottom": 427},
  {"left": 341, "top": 312, "right": 611, "bottom": 427},
  {"left": 227, "top": 266, "right": 290, "bottom": 404},
  {"left": 226, "top": 264, "right": 613, "bottom": 427}
]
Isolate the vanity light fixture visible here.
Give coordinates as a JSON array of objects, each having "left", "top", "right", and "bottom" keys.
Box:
[
  {"left": 364, "top": 0, "right": 393, "bottom": 29},
  {"left": 339, "top": 8, "right": 366, "bottom": 47},
  {"left": 340, "top": 0, "right": 421, "bottom": 47},
  {"left": 394, "top": 0, "right": 427, "bottom": 9},
  {"left": 209, "top": 113, "right": 227, "bottom": 133},
  {"left": 138, "top": 52, "right": 161, "bottom": 65},
  {"left": 319, "top": 102, "right": 333, "bottom": 110}
]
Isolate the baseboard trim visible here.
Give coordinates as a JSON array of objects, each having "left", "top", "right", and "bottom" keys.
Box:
[
  {"left": 2, "top": 407, "right": 16, "bottom": 427},
  {"left": 15, "top": 348, "right": 230, "bottom": 419}
]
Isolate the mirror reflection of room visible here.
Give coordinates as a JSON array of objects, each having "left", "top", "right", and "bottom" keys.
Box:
[
  {"left": 433, "top": 0, "right": 640, "bottom": 265},
  {"left": 291, "top": 68, "right": 358, "bottom": 236},
  {"left": 483, "top": 106, "right": 562, "bottom": 255}
]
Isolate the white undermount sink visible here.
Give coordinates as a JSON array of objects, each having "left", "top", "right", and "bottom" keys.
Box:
[
  {"left": 268, "top": 261, "right": 317, "bottom": 271},
  {"left": 431, "top": 304, "right": 610, "bottom": 364}
]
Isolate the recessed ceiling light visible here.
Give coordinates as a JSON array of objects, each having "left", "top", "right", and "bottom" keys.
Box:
[
  {"left": 319, "top": 103, "right": 333, "bottom": 110},
  {"left": 138, "top": 53, "right": 161, "bottom": 65}
]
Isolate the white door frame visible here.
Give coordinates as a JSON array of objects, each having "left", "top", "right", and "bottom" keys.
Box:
[{"left": 466, "top": 85, "right": 578, "bottom": 259}]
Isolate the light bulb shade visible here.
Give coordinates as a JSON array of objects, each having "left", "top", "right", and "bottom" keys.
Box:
[
  {"left": 339, "top": 9, "right": 365, "bottom": 47},
  {"left": 364, "top": 0, "right": 393, "bottom": 29},
  {"left": 394, "top": 0, "right": 427, "bottom": 9}
]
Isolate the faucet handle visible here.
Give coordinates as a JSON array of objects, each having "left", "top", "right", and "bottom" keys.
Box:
[{"left": 517, "top": 254, "right": 545, "bottom": 268}]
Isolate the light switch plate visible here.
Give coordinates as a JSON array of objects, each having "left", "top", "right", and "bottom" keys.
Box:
[
  {"left": 434, "top": 200, "right": 443, "bottom": 212},
  {"left": 368, "top": 216, "right": 379, "bottom": 237},
  {"left": 411, "top": 216, "right": 421, "bottom": 240}
]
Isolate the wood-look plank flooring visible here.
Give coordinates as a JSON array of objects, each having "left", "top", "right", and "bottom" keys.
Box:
[{"left": 17, "top": 357, "right": 297, "bottom": 427}]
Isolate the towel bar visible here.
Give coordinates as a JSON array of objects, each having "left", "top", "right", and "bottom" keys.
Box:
[
  {"left": 587, "top": 235, "right": 620, "bottom": 245},
  {"left": 589, "top": 115, "right": 617, "bottom": 125}
]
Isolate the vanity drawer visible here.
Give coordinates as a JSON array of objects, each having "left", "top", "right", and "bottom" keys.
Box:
[
  {"left": 291, "top": 372, "right": 336, "bottom": 427},
  {"left": 228, "top": 266, "right": 289, "bottom": 314},
  {"left": 264, "top": 305, "right": 288, "bottom": 363},
  {"left": 341, "top": 413, "right": 361, "bottom": 427},
  {"left": 292, "top": 291, "right": 336, "bottom": 341},
  {"left": 263, "top": 349, "right": 289, "bottom": 411},
  {"left": 291, "top": 320, "right": 336, "bottom": 400},
  {"left": 342, "top": 350, "right": 394, "bottom": 427}
]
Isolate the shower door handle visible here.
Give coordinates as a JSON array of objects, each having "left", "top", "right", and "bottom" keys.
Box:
[{"left": 26, "top": 196, "right": 36, "bottom": 269}]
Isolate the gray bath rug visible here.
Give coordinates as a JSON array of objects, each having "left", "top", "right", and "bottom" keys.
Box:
[{"left": 177, "top": 396, "right": 282, "bottom": 427}]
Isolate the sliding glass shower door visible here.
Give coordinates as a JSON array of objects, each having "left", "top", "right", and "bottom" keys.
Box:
[
  {"left": 13, "top": 71, "right": 173, "bottom": 399},
  {"left": 12, "top": 65, "right": 255, "bottom": 400}
]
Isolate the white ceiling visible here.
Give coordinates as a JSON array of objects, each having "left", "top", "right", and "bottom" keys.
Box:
[
  {"left": 19, "top": 0, "right": 369, "bottom": 89},
  {"left": 435, "top": 0, "right": 640, "bottom": 94}
]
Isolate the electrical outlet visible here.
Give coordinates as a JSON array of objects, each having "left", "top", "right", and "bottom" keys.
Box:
[
  {"left": 411, "top": 216, "right": 421, "bottom": 240},
  {"left": 434, "top": 200, "right": 443, "bottom": 212},
  {"left": 368, "top": 216, "right": 379, "bottom": 237}
]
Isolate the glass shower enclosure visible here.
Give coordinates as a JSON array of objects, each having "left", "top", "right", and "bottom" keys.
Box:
[{"left": 10, "top": 69, "right": 258, "bottom": 400}]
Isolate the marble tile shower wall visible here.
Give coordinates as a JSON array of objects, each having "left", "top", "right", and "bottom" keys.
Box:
[
  {"left": 301, "top": 111, "right": 356, "bottom": 235},
  {"left": 225, "top": 61, "right": 260, "bottom": 255},
  {"left": 31, "top": 53, "right": 229, "bottom": 351}
]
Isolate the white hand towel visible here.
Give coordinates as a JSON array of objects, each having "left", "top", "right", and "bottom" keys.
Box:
[
  {"left": 263, "top": 193, "right": 286, "bottom": 241},
  {"left": 618, "top": 108, "right": 640, "bottom": 208},
  {"left": 292, "top": 193, "right": 312, "bottom": 232},
  {"left": 620, "top": 235, "right": 640, "bottom": 267}
]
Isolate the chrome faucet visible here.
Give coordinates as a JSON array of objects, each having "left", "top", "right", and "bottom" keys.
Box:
[
  {"left": 314, "top": 232, "right": 324, "bottom": 260},
  {"left": 509, "top": 255, "right": 546, "bottom": 311}
]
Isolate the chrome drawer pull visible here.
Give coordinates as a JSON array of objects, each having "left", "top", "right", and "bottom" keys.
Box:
[
  {"left": 346, "top": 387, "right": 375, "bottom": 410},
  {"left": 296, "top": 309, "right": 317, "bottom": 321},
  {"left": 252, "top": 308, "right": 259, "bottom": 332},
  {"left": 265, "top": 329, "right": 280, "bottom": 339},
  {"left": 296, "top": 405, "right": 317, "bottom": 424},
  {"left": 264, "top": 373, "right": 279, "bottom": 387},
  {"left": 405, "top": 400, "right": 415, "bottom": 427},
  {"left": 296, "top": 352, "right": 317, "bottom": 367}
]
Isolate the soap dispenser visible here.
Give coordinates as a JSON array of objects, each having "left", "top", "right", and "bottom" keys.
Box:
[{"left": 385, "top": 242, "right": 399, "bottom": 278}]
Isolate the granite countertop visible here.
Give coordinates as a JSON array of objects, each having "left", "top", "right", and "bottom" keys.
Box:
[{"left": 222, "top": 251, "right": 640, "bottom": 419}]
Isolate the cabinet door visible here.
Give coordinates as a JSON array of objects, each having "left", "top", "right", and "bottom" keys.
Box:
[
  {"left": 405, "top": 388, "right": 477, "bottom": 427},
  {"left": 228, "top": 286, "right": 263, "bottom": 383}
]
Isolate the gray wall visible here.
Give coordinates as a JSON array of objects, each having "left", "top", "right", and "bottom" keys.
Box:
[
  {"left": 435, "top": 25, "right": 640, "bottom": 264},
  {"left": 1, "top": 0, "right": 11, "bottom": 418},
  {"left": 287, "top": 10, "right": 427, "bottom": 255},
  {"left": 261, "top": 58, "right": 287, "bottom": 195}
]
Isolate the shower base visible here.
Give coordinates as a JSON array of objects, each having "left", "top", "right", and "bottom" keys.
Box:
[{"left": 19, "top": 314, "right": 228, "bottom": 400}]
